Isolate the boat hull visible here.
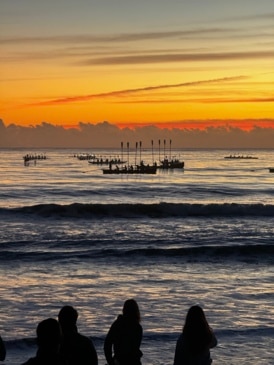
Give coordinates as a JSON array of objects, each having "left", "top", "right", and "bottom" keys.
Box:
[
  {"left": 89, "top": 160, "right": 126, "bottom": 165},
  {"left": 103, "top": 165, "right": 157, "bottom": 175},
  {"left": 157, "top": 159, "right": 184, "bottom": 169},
  {"left": 224, "top": 156, "right": 258, "bottom": 159}
]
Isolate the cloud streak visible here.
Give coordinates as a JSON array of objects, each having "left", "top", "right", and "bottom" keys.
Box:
[
  {"left": 0, "top": 28, "right": 242, "bottom": 45},
  {"left": 114, "top": 97, "right": 274, "bottom": 104},
  {"left": 25, "top": 76, "right": 247, "bottom": 107},
  {"left": 3, "top": 47, "right": 274, "bottom": 66},
  {"left": 85, "top": 50, "right": 274, "bottom": 65}
]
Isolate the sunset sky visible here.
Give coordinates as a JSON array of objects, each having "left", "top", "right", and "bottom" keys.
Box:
[{"left": 1, "top": 0, "right": 274, "bottom": 132}]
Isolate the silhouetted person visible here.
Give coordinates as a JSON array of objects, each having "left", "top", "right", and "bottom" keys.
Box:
[
  {"left": 173, "top": 305, "right": 217, "bottom": 365},
  {"left": 104, "top": 299, "right": 143, "bottom": 365},
  {"left": 21, "top": 318, "right": 66, "bottom": 365},
  {"left": 58, "top": 305, "right": 98, "bottom": 365},
  {"left": 0, "top": 336, "right": 6, "bottom": 361}
]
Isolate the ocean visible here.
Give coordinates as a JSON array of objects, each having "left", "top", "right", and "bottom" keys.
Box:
[{"left": 0, "top": 147, "right": 274, "bottom": 365}]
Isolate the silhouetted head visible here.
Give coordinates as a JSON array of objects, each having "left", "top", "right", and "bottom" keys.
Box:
[
  {"left": 185, "top": 305, "right": 207, "bottom": 327},
  {"left": 183, "top": 305, "right": 212, "bottom": 353},
  {"left": 36, "top": 318, "right": 62, "bottom": 349},
  {"left": 123, "top": 299, "right": 141, "bottom": 322},
  {"left": 58, "top": 306, "right": 78, "bottom": 331}
]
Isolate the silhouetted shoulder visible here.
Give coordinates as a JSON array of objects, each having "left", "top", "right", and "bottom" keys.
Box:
[
  {"left": 0, "top": 336, "right": 6, "bottom": 361},
  {"left": 69, "top": 332, "right": 98, "bottom": 364},
  {"left": 209, "top": 328, "right": 217, "bottom": 348}
]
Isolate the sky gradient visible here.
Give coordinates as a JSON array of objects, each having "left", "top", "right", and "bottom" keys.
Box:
[{"left": 1, "top": 0, "right": 274, "bottom": 136}]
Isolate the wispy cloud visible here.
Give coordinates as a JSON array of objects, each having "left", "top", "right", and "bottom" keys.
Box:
[
  {"left": 2, "top": 47, "right": 274, "bottom": 66},
  {"left": 24, "top": 76, "right": 247, "bottom": 107},
  {"left": 0, "top": 28, "right": 240, "bottom": 45},
  {"left": 115, "top": 97, "right": 274, "bottom": 104},
  {"left": 2, "top": 23, "right": 272, "bottom": 66},
  {"left": 84, "top": 50, "right": 274, "bottom": 65},
  {"left": 1, "top": 18, "right": 272, "bottom": 49}
]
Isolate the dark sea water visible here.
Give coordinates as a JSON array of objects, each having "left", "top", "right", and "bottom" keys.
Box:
[{"left": 0, "top": 148, "right": 274, "bottom": 364}]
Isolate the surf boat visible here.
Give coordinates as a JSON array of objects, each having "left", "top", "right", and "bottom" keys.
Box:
[
  {"left": 103, "top": 164, "right": 157, "bottom": 175},
  {"left": 157, "top": 158, "right": 184, "bottom": 169}
]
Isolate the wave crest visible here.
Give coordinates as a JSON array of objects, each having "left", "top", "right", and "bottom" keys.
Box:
[{"left": 2, "top": 202, "right": 274, "bottom": 218}]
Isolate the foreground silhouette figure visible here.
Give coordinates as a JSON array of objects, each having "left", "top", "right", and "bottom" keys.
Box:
[
  {"left": 0, "top": 336, "right": 6, "bottom": 361},
  {"left": 21, "top": 318, "right": 66, "bottom": 365},
  {"left": 104, "top": 299, "right": 143, "bottom": 365},
  {"left": 58, "top": 305, "right": 98, "bottom": 365},
  {"left": 173, "top": 305, "right": 217, "bottom": 365}
]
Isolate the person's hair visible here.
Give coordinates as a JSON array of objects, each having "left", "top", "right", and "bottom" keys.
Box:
[
  {"left": 182, "top": 305, "right": 212, "bottom": 354},
  {"left": 123, "top": 299, "right": 141, "bottom": 322},
  {"left": 36, "top": 318, "right": 62, "bottom": 348},
  {"left": 58, "top": 305, "right": 78, "bottom": 328}
]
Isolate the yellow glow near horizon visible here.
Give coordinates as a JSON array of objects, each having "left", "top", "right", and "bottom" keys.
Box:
[{"left": 2, "top": 69, "right": 273, "bottom": 127}]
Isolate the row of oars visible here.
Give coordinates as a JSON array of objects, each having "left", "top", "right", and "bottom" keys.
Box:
[{"left": 120, "top": 139, "right": 173, "bottom": 167}]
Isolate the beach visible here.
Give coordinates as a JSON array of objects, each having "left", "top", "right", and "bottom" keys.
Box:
[{"left": 0, "top": 148, "right": 274, "bottom": 364}]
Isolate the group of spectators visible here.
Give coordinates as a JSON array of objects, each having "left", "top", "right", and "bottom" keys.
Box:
[{"left": 0, "top": 300, "right": 217, "bottom": 365}]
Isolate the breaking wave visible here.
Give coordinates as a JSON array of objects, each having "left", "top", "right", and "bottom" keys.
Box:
[{"left": 1, "top": 202, "right": 274, "bottom": 218}]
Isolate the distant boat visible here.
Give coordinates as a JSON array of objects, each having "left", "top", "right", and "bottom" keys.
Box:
[
  {"left": 23, "top": 154, "right": 47, "bottom": 162},
  {"left": 102, "top": 141, "right": 157, "bottom": 175},
  {"left": 269, "top": 168, "right": 274, "bottom": 173},
  {"left": 224, "top": 155, "right": 258, "bottom": 159},
  {"left": 103, "top": 163, "right": 157, "bottom": 175},
  {"left": 157, "top": 139, "right": 184, "bottom": 169},
  {"left": 88, "top": 158, "right": 126, "bottom": 165},
  {"left": 157, "top": 158, "right": 184, "bottom": 170},
  {"left": 23, "top": 154, "right": 47, "bottom": 165},
  {"left": 76, "top": 153, "right": 95, "bottom": 160}
]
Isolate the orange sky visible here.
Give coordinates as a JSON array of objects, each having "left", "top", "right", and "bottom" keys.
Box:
[{"left": 1, "top": 1, "right": 274, "bottom": 133}]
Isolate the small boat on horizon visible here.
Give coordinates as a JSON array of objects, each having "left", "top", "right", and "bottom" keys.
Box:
[
  {"left": 269, "top": 168, "right": 274, "bottom": 173},
  {"left": 76, "top": 153, "right": 95, "bottom": 160},
  {"left": 224, "top": 155, "right": 258, "bottom": 159},
  {"left": 23, "top": 154, "right": 47, "bottom": 165},
  {"left": 88, "top": 158, "right": 126, "bottom": 165}
]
